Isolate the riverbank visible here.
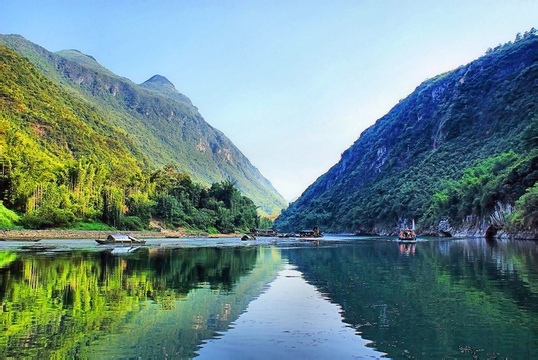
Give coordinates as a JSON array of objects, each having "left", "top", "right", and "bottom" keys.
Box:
[{"left": 0, "top": 229, "right": 237, "bottom": 240}]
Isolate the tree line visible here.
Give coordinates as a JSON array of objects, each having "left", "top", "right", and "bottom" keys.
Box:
[{"left": 0, "top": 159, "right": 260, "bottom": 233}]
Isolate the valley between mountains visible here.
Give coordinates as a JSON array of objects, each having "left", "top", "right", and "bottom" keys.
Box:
[{"left": 1, "top": 31, "right": 537, "bottom": 239}]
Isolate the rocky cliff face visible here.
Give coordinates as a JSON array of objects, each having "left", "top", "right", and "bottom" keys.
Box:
[
  {"left": 424, "top": 202, "right": 538, "bottom": 240},
  {"left": 275, "top": 31, "right": 538, "bottom": 237},
  {"left": 0, "top": 34, "right": 286, "bottom": 215}
]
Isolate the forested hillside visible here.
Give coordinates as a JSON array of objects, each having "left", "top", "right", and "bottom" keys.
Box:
[
  {"left": 0, "top": 34, "right": 286, "bottom": 216},
  {"left": 0, "top": 44, "right": 260, "bottom": 232},
  {"left": 275, "top": 30, "right": 538, "bottom": 238}
]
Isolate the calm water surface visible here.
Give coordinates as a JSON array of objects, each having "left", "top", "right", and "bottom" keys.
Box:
[{"left": 0, "top": 236, "right": 537, "bottom": 359}]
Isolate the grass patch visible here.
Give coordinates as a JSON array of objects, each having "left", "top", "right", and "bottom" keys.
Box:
[
  {"left": 206, "top": 226, "right": 220, "bottom": 235},
  {"left": 0, "top": 202, "right": 20, "bottom": 230}
]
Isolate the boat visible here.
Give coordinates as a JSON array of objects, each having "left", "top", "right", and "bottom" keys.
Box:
[
  {"left": 299, "top": 226, "right": 323, "bottom": 238},
  {"left": 398, "top": 220, "right": 416, "bottom": 243},
  {"left": 95, "top": 234, "right": 146, "bottom": 245}
]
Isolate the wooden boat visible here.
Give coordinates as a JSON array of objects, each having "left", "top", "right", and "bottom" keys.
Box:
[
  {"left": 299, "top": 226, "right": 323, "bottom": 238},
  {"left": 398, "top": 229, "right": 416, "bottom": 242},
  {"left": 95, "top": 234, "right": 146, "bottom": 245},
  {"left": 398, "top": 220, "right": 416, "bottom": 243}
]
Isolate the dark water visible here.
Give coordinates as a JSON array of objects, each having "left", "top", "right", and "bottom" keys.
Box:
[{"left": 0, "top": 236, "right": 537, "bottom": 359}]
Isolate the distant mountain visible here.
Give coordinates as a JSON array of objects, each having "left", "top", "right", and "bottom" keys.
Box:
[
  {"left": 275, "top": 30, "right": 538, "bottom": 238},
  {"left": 0, "top": 34, "right": 286, "bottom": 216}
]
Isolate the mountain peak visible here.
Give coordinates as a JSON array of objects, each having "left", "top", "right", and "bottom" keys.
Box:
[
  {"left": 140, "top": 74, "right": 193, "bottom": 105},
  {"left": 143, "top": 74, "right": 176, "bottom": 89}
]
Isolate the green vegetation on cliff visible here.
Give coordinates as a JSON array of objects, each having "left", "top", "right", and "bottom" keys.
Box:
[
  {"left": 423, "top": 148, "right": 537, "bottom": 231},
  {"left": 276, "top": 30, "right": 538, "bottom": 235},
  {"left": 0, "top": 44, "right": 259, "bottom": 232},
  {"left": 0, "top": 34, "right": 286, "bottom": 216}
]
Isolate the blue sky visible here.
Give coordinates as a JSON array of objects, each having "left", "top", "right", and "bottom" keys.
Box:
[{"left": 1, "top": 1, "right": 537, "bottom": 201}]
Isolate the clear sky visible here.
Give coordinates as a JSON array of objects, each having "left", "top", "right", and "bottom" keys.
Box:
[{"left": 1, "top": 1, "right": 537, "bottom": 201}]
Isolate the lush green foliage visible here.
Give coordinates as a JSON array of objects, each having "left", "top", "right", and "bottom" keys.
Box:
[
  {"left": 70, "top": 220, "right": 115, "bottom": 231},
  {"left": 0, "top": 201, "right": 19, "bottom": 229},
  {"left": 0, "top": 44, "right": 259, "bottom": 232},
  {"left": 150, "top": 165, "right": 259, "bottom": 233},
  {"left": 509, "top": 182, "right": 538, "bottom": 230},
  {"left": 423, "top": 150, "right": 537, "bottom": 228},
  {"left": 0, "top": 35, "right": 286, "bottom": 216},
  {"left": 276, "top": 30, "right": 538, "bottom": 234}
]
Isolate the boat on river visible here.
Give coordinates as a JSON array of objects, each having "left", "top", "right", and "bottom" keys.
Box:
[
  {"left": 398, "top": 228, "right": 416, "bottom": 242},
  {"left": 398, "top": 220, "right": 416, "bottom": 243},
  {"left": 95, "top": 234, "right": 146, "bottom": 245},
  {"left": 299, "top": 226, "right": 323, "bottom": 238}
]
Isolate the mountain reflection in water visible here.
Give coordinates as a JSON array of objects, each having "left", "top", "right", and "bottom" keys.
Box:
[
  {"left": 197, "top": 263, "right": 384, "bottom": 359},
  {"left": 284, "top": 237, "right": 538, "bottom": 359},
  {"left": 0, "top": 237, "right": 537, "bottom": 358}
]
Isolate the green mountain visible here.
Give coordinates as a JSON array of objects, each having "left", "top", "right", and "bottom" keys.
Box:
[
  {"left": 0, "top": 34, "right": 286, "bottom": 216},
  {"left": 0, "top": 43, "right": 145, "bottom": 217},
  {"left": 275, "top": 30, "right": 538, "bottom": 238}
]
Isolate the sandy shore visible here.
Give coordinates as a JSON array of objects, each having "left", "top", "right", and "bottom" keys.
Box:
[{"left": 0, "top": 229, "right": 226, "bottom": 240}]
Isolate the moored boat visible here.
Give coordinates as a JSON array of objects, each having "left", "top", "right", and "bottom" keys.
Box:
[
  {"left": 95, "top": 234, "right": 146, "bottom": 245},
  {"left": 398, "top": 220, "right": 416, "bottom": 243},
  {"left": 299, "top": 226, "right": 323, "bottom": 238}
]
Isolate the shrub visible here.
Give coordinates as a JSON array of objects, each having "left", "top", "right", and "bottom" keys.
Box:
[
  {"left": 20, "top": 208, "right": 76, "bottom": 229},
  {"left": 119, "top": 216, "right": 145, "bottom": 231}
]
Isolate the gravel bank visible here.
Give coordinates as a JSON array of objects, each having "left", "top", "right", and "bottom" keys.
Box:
[{"left": 0, "top": 229, "right": 188, "bottom": 240}]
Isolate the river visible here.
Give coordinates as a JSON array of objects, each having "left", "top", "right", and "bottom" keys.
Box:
[{"left": 0, "top": 236, "right": 536, "bottom": 358}]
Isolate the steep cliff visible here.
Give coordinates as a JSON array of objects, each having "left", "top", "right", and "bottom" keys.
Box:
[{"left": 275, "top": 31, "right": 538, "bottom": 237}]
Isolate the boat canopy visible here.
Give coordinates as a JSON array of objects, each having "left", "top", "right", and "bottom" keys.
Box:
[{"left": 107, "top": 234, "right": 131, "bottom": 241}]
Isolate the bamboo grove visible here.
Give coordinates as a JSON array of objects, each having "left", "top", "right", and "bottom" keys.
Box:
[{"left": 0, "top": 155, "right": 260, "bottom": 232}]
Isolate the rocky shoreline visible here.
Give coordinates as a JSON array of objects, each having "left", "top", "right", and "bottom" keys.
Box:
[{"left": 0, "top": 229, "right": 220, "bottom": 240}]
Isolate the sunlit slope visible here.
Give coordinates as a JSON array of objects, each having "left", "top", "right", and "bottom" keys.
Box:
[
  {"left": 0, "top": 44, "right": 146, "bottom": 194},
  {"left": 0, "top": 34, "right": 286, "bottom": 215},
  {"left": 276, "top": 32, "right": 538, "bottom": 234}
]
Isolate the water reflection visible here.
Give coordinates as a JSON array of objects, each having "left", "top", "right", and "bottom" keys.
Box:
[
  {"left": 398, "top": 242, "right": 416, "bottom": 255},
  {"left": 197, "top": 263, "right": 384, "bottom": 359},
  {"left": 0, "top": 237, "right": 537, "bottom": 359},
  {"left": 284, "top": 238, "right": 538, "bottom": 359},
  {"left": 0, "top": 246, "right": 281, "bottom": 358},
  {"left": 87, "top": 247, "right": 285, "bottom": 359}
]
